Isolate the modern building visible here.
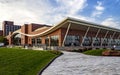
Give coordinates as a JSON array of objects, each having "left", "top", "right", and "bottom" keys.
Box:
[
  {"left": 2, "top": 21, "right": 21, "bottom": 36},
  {"left": 7, "top": 17, "right": 120, "bottom": 50}
]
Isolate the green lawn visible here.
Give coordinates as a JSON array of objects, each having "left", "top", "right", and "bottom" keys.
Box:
[
  {"left": 83, "top": 49, "right": 106, "bottom": 56},
  {"left": 0, "top": 48, "right": 61, "bottom": 75}
]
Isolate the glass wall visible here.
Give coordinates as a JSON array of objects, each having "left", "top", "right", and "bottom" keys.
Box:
[
  {"left": 45, "top": 36, "right": 49, "bottom": 46},
  {"left": 50, "top": 35, "right": 59, "bottom": 46},
  {"left": 13, "top": 34, "right": 21, "bottom": 45},
  {"left": 32, "top": 38, "right": 35, "bottom": 45},
  {"left": 37, "top": 38, "right": 41, "bottom": 45},
  {"left": 93, "top": 37, "right": 101, "bottom": 46},
  {"left": 32, "top": 37, "right": 41, "bottom": 46},
  {"left": 82, "top": 37, "right": 91, "bottom": 46},
  {"left": 65, "top": 35, "right": 80, "bottom": 46}
]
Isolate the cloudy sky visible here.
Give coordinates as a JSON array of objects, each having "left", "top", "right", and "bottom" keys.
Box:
[{"left": 0, "top": 0, "right": 120, "bottom": 29}]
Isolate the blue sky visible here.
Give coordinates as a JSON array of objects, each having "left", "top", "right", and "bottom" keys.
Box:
[{"left": 0, "top": 0, "right": 120, "bottom": 29}]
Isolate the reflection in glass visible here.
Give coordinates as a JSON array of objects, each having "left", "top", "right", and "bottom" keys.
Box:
[
  {"left": 65, "top": 35, "right": 80, "bottom": 46},
  {"left": 50, "top": 35, "right": 59, "bottom": 46}
]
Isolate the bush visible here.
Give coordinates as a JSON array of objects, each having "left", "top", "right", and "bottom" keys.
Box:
[
  {"left": 83, "top": 49, "right": 106, "bottom": 56},
  {"left": 102, "top": 50, "right": 120, "bottom": 56}
]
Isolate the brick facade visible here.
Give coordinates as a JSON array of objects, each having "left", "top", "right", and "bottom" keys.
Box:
[{"left": 7, "top": 17, "right": 120, "bottom": 48}]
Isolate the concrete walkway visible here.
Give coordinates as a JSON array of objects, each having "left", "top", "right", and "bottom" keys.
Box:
[{"left": 42, "top": 51, "right": 120, "bottom": 75}]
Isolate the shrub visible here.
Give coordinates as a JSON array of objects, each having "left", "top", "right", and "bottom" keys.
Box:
[{"left": 83, "top": 49, "right": 106, "bottom": 56}]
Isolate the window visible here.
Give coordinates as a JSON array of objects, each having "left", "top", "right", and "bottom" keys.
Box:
[
  {"left": 65, "top": 35, "right": 80, "bottom": 46},
  {"left": 45, "top": 37, "right": 49, "bottom": 46},
  {"left": 83, "top": 36, "right": 91, "bottom": 46},
  {"left": 50, "top": 35, "right": 59, "bottom": 46},
  {"left": 93, "top": 37, "right": 100, "bottom": 46},
  {"left": 37, "top": 38, "right": 41, "bottom": 45},
  {"left": 32, "top": 38, "right": 35, "bottom": 45}
]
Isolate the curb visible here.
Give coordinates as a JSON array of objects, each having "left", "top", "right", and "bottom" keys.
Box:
[{"left": 37, "top": 53, "right": 63, "bottom": 75}]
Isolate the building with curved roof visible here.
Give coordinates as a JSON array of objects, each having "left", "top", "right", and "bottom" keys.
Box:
[{"left": 7, "top": 17, "right": 120, "bottom": 49}]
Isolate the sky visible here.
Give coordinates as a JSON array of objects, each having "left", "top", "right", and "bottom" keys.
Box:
[{"left": 0, "top": 0, "right": 120, "bottom": 30}]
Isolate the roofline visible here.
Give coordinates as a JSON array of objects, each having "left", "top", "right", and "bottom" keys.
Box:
[
  {"left": 12, "top": 17, "right": 120, "bottom": 37},
  {"left": 67, "top": 17, "right": 120, "bottom": 32}
]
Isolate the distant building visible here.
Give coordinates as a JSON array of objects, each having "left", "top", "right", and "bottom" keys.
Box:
[{"left": 2, "top": 21, "right": 21, "bottom": 36}]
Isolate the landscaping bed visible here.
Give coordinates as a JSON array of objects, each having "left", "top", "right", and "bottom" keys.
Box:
[
  {"left": 83, "top": 49, "right": 120, "bottom": 56},
  {"left": 83, "top": 49, "right": 106, "bottom": 56}
]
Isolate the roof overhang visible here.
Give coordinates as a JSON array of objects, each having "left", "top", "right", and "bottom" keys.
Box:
[{"left": 11, "top": 17, "right": 120, "bottom": 37}]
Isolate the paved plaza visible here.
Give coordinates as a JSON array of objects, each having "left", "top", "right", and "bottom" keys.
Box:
[{"left": 42, "top": 51, "right": 120, "bottom": 75}]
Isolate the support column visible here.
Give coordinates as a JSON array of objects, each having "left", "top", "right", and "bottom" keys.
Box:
[
  {"left": 117, "top": 35, "right": 120, "bottom": 46},
  {"left": 35, "top": 38, "right": 37, "bottom": 46},
  {"left": 49, "top": 36, "right": 51, "bottom": 46},
  {"left": 101, "top": 31, "right": 109, "bottom": 47},
  {"left": 81, "top": 26, "right": 90, "bottom": 46},
  {"left": 117, "top": 35, "right": 120, "bottom": 39},
  {"left": 62, "top": 23, "right": 71, "bottom": 46},
  {"left": 41, "top": 36, "right": 45, "bottom": 45},
  {"left": 92, "top": 29, "right": 101, "bottom": 47},
  {"left": 8, "top": 32, "right": 13, "bottom": 45},
  {"left": 108, "top": 32, "right": 116, "bottom": 46}
]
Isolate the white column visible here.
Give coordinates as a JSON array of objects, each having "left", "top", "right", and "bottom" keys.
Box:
[
  {"left": 117, "top": 35, "right": 120, "bottom": 39},
  {"left": 35, "top": 38, "right": 37, "bottom": 46},
  {"left": 92, "top": 29, "right": 101, "bottom": 46},
  {"left": 81, "top": 26, "right": 90, "bottom": 46},
  {"left": 62, "top": 23, "right": 71, "bottom": 46},
  {"left": 108, "top": 32, "right": 116, "bottom": 46},
  {"left": 112, "top": 32, "right": 116, "bottom": 38},
  {"left": 101, "top": 31, "right": 109, "bottom": 46},
  {"left": 117, "top": 35, "right": 120, "bottom": 45}
]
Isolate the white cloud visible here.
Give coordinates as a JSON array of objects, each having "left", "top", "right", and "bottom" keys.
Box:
[
  {"left": 92, "top": 1, "right": 105, "bottom": 17},
  {"left": 101, "top": 17, "right": 120, "bottom": 28},
  {"left": 95, "top": 1, "right": 104, "bottom": 11},
  {"left": 56, "top": 0, "right": 88, "bottom": 15},
  {"left": 0, "top": 0, "right": 89, "bottom": 29}
]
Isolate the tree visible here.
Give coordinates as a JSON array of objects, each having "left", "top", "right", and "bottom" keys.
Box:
[{"left": 0, "top": 36, "right": 8, "bottom": 45}]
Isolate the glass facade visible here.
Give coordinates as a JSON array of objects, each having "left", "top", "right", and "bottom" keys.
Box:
[
  {"left": 32, "top": 38, "right": 35, "bottom": 45},
  {"left": 82, "top": 37, "right": 91, "bottom": 46},
  {"left": 50, "top": 35, "right": 59, "bottom": 46},
  {"left": 32, "top": 37, "right": 41, "bottom": 46},
  {"left": 13, "top": 34, "right": 21, "bottom": 45},
  {"left": 45, "top": 36, "right": 49, "bottom": 46},
  {"left": 93, "top": 37, "right": 101, "bottom": 46},
  {"left": 37, "top": 38, "right": 41, "bottom": 45},
  {"left": 65, "top": 35, "right": 80, "bottom": 46}
]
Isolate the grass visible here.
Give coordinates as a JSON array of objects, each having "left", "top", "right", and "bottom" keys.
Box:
[
  {"left": 83, "top": 49, "right": 106, "bottom": 56},
  {"left": 0, "top": 47, "right": 61, "bottom": 75}
]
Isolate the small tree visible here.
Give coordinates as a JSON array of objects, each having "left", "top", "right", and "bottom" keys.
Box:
[{"left": 0, "top": 36, "right": 8, "bottom": 45}]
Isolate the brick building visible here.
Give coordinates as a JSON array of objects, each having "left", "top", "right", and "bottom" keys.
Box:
[
  {"left": 2, "top": 21, "right": 21, "bottom": 36},
  {"left": 7, "top": 17, "right": 120, "bottom": 49}
]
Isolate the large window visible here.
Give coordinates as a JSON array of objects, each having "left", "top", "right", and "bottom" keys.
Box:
[
  {"left": 13, "top": 34, "right": 21, "bottom": 45},
  {"left": 82, "top": 37, "right": 91, "bottom": 46},
  {"left": 50, "top": 35, "right": 59, "bottom": 46},
  {"left": 101, "top": 38, "right": 108, "bottom": 46},
  {"left": 32, "top": 37, "right": 41, "bottom": 46},
  {"left": 32, "top": 38, "right": 35, "bottom": 45},
  {"left": 65, "top": 35, "right": 80, "bottom": 46},
  {"left": 45, "top": 36, "right": 49, "bottom": 46},
  {"left": 93, "top": 37, "right": 101, "bottom": 46},
  {"left": 37, "top": 38, "right": 41, "bottom": 45}
]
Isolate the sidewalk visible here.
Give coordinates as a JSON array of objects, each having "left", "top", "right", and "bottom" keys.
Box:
[{"left": 42, "top": 51, "right": 120, "bottom": 75}]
